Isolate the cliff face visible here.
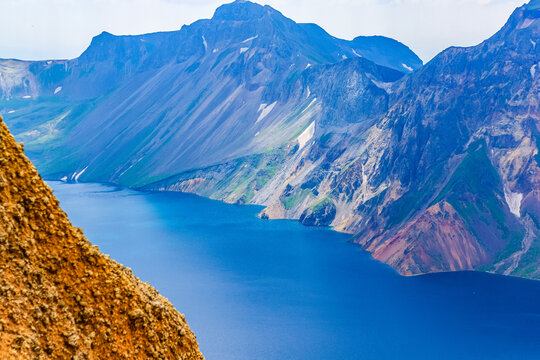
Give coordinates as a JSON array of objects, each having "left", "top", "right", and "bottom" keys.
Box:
[{"left": 0, "top": 114, "right": 203, "bottom": 358}]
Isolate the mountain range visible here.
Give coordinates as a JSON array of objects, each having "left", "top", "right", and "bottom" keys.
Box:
[{"left": 1, "top": 0, "right": 538, "bottom": 279}]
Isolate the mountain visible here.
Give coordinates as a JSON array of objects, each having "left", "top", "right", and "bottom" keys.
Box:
[
  {"left": 1, "top": 0, "right": 538, "bottom": 279},
  {"left": 0, "top": 115, "right": 203, "bottom": 359},
  {"left": 350, "top": 1, "right": 540, "bottom": 277},
  {"left": 0, "top": 0, "right": 420, "bottom": 188},
  {"left": 143, "top": 1, "right": 540, "bottom": 278}
]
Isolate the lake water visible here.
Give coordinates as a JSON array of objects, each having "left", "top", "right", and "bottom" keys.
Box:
[{"left": 49, "top": 181, "right": 540, "bottom": 360}]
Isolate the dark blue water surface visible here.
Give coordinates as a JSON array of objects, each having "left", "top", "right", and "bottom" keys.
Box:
[{"left": 49, "top": 181, "right": 540, "bottom": 360}]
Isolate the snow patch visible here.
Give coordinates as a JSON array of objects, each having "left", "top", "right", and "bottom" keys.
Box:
[
  {"left": 402, "top": 63, "right": 413, "bottom": 72},
  {"left": 256, "top": 101, "right": 277, "bottom": 123},
  {"left": 22, "top": 95, "right": 31, "bottom": 99},
  {"left": 73, "top": 166, "right": 88, "bottom": 182},
  {"left": 518, "top": 18, "right": 534, "bottom": 29},
  {"left": 301, "top": 98, "right": 317, "bottom": 114},
  {"left": 305, "top": 63, "right": 311, "bottom": 69},
  {"left": 341, "top": 55, "right": 347, "bottom": 60},
  {"left": 54, "top": 86, "right": 62, "bottom": 95},
  {"left": 352, "top": 49, "right": 362, "bottom": 57},
  {"left": 372, "top": 80, "right": 393, "bottom": 93},
  {"left": 297, "top": 122, "right": 315, "bottom": 150},
  {"left": 254, "top": 131, "right": 260, "bottom": 137},
  {"left": 7, "top": 110, "right": 15, "bottom": 114},
  {"left": 60, "top": 176, "right": 67, "bottom": 182},
  {"left": 306, "top": 86, "right": 311, "bottom": 98},
  {"left": 504, "top": 185, "right": 523, "bottom": 218},
  {"left": 531, "top": 64, "right": 537, "bottom": 78},
  {"left": 213, "top": 48, "right": 218, "bottom": 53},
  {"left": 240, "top": 47, "right": 249, "bottom": 54},
  {"left": 241, "top": 35, "right": 258, "bottom": 43},
  {"left": 202, "top": 36, "right": 208, "bottom": 51}
]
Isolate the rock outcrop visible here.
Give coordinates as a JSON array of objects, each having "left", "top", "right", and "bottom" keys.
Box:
[{"left": 0, "top": 114, "right": 203, "bottom": 358}]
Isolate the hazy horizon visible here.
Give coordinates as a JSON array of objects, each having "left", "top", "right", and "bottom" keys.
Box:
[{"left": 1, "top": 0, "right": 527, "bottom": 63}]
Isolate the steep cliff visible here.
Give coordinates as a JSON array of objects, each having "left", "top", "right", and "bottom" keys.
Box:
[{"left": 0, "top": 114, "right": 203, "bottom": 358}]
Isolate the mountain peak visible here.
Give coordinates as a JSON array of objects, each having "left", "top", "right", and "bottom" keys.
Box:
[
  {"left": 94, "top": 31, "right": 115, "bottom": 40},
  {"left": 212, "top": 0, "right": 277, "bottom": 21}
]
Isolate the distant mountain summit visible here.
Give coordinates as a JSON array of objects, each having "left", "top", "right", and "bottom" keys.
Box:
[
  {"left": 1, "top": 1, "right": 537, "bottom": 279},
  {"left": 0, "top": 1, "right": 421, "bottom": 99}
]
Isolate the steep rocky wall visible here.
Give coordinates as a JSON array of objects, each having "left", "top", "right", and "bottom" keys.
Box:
[{"left": 0, "top": 114, "right": 203, "bottom": 359}]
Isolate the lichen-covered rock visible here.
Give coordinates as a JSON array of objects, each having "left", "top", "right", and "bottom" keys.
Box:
[{"left": 0, "top": 114, "right": 204, "bottom": 359}]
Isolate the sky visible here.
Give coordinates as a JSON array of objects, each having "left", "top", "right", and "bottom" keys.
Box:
[{"left": 1, "top": 0, "right": 527, "bottom": 63}]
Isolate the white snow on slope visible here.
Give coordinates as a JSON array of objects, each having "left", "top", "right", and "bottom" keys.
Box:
[
  {"left": 241, "top": 35, "right": 258, "bottom": 43},
  {"left": 73, "top": 166, "right": 88, "bottom": 182},
  {"left": 54, "top": 86, "right": 62, "bottom": 95},
  {"left": 297, "top": 121, "right": 315, "bottom": 150},
  {"left": 301, "top": 98, "right": 317, "bottom": 114},
  {"left": 504, "top": 184, "right": 523, "bottom": 218},
  {"left": 202, "top": 36, "right": 208, "bottom": 51},
  {"left": 402, "top": 63, "right": 413, "bottom": 72},
  {"left": 256, "top": 102, "right": 277, "bottom": 123},
  {"left": 240, "top": 47, "right": 249, "bottom": 54},
  {"left": 352, "top": 49, "right": 362, "bottom": 57}
]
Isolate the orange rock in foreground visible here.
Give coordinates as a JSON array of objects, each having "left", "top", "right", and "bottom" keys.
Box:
[{"left": 0, "top": 115, "right": 204, "bottom": 359}]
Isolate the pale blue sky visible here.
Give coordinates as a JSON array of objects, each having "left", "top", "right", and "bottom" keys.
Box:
[{"left": 1, "top": 0, "right": 526, "bottom": 62}]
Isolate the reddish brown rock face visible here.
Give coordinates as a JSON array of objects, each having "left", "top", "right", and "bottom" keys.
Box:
[
  {"left": 0, "top": 115, "right": 204, "bottom": 359},
  {"left": 371, "top": 202, "right": 488, "bottom": 275}
]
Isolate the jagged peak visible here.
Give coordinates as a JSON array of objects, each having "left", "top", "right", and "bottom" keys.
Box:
[
  {"left": 212, "top": 0, "right": 282, "bottom": 21},
  {"left": 92, "top": 31, "right": 116, "bottom": 40}
]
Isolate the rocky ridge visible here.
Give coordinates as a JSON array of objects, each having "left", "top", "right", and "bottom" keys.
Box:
[{"left": 0, "top": 114, "right": 203, "bottom": 359}]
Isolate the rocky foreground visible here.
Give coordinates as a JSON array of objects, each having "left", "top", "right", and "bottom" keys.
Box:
[{"left": 0, "top": 114, "right": 203, "bottom": 358}]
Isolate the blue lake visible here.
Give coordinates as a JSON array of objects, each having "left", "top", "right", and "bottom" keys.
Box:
[{"left": 49, "top": 181, "right": 540, "bottom": 360}]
